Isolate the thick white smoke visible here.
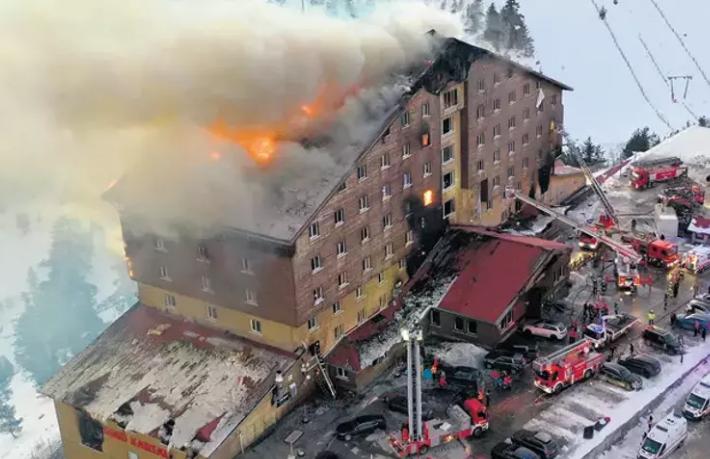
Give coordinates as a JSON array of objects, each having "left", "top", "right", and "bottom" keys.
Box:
[{"left": 0, "top": 0, "right": 460, "bottom": 235}]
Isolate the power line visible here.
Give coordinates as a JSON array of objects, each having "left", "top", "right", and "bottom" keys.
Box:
[
  {"left": 590, "top": 0, "right": 673, "bottom": 130},
  {"left": 647, "top": 0, "right": 710, "bottom": 91}
]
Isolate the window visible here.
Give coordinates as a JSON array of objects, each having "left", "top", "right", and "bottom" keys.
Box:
[
  {"left": 523, "top": 157, "right": 529, "bottom": 168},
  {"left": 154, "top": 237, "right": 166, "bottom": 251},
  {"left": 552, "top": 94, "right": 558, "bottom": 105},
  {"left": 334, "top": 208, "right": 345, "bottom": 225},
  {"left": 477, "top": 159, "right": 484, "bottom": 171},
  {"left": 423, "top": 161, "right": 432, "bottom": 177},
  {"left": 468, "top": 320, "right": 478, "bottom": 334},
  {"left": 454, "top": 317, "right": 464, "bottom": 331},
  {"left": 442, "top": 145, "right": 454, "bottom": 163},
  {"left": 421, "top": 131, "right": 431, "bottom": 147},
  {"left": 537, "top": 124, "right": 543, "bottom": 137},
  {"left": 523, "top": 108, "right": 530, "bottom": 120},
  {"left": 431, "top": 309, "right": 440, "bottom": 326},
  {"left": 251, "top": 319, "right": 262, "bottom": 334},
  {"left": 362, "top": 256, "right": 372, "bottom": 272},
  {"left": 356, "top": 287, "right": 364, "bottom": 299},
  {"left": 201, "top": 275, "right": 212, "bottom": 293},
  {"left": 500, "top": 310, "right": 513, "bottom": 329},
  {"left": 336, "top": 239, "right": 347, "bottom": 257},
  {"left": 307, "top": 317, "right": 318, "bottom": 331},
  {"left": 523, "top": 83, "right": 531, "bottom": 95},
  {"left": 241, "top": 257, "right": 252, "bottom": 274},
  {"left": 197, "top": 245, "right": 209, "bottom": 261},
  {"left": 508, "top": 141, "right": 515, "bottom": 154},
  {"left": 334, "top": 324, "right": 344, "bottom": 339},
  {"left": 245, "top": 288, "right": 258, "bottom": 305},
  {"left": 476, "top": 133, "right": 485, "bottom": 147},
  {"left": 310, "top": 255, "right": 322, "bottom": 272},
  {"left": 332, "top": 301, "right": 342, "bottom": 314},
  {"left": 476, "top": 104, "right": 485, "bottom": 119},
  {"left": 164, "top": 294, "right": 176, "bottom": 308},
  {"left": 493, "top": 98, "right": 501, "bottom": 111},
  {"left": 357, "top": 309, "right": 365, "bottom": 323},
  {"left": 405, "top": 230, "right": 414, "bottom": 246},
  {"left": 382, "top": 213, "right": 392, "bottom": 229},
  {"left": 443, "top": 89, "right": 458, "bottom": 108},
  {"left": 508, "top": 116, "right": 516, "bottom": 129},
  {"left": 207, "top": 305, "right": 218, "bottom": 320},
  {"left": 357, "top": 164, "right": 367, "bottom": 181},
  {"left": 442, "top": 117, "right": 452, "bottom": 135},
  {"left": 403, "top": 171, "right": 413, "bottom": 188},
  {"left": 381, "top": 184, "right": 392, "bottom": 200},
  {"left": 358, "top": 195, "right": 369, "bottom": 212},
  {"left": 384, "top": 243, "right": 394, "bottom": 259},
  {"left": 313, "top": 287, "right": 324, "bottom": 304},
  {"left": 337, "top": 271, "right": 349, "bottom": 287},
  {"left": 493, "top": 73, "right": 500, "bottom": 85},
  {"left": 508, "top": 90, "right": 517, "bottom": 103},
  {"left": 159, "top": 265, "right": 170, "bottom": 280},
  {"left": 443, "top": 171, "right": 454, "bottom": 189},
  {"left": 536, "top": 80, "right": 542, "bottom": 89},
  {"left": 444, "top": 199, "right": 455, "bottom": 217},
  {"left": 337, "top": 181, "right": 346, "bottom": 192},
  {"left": 421, "top": 102, "right": 430, "bottom": 117},
  {"left": 507, "top": 166, "right": 515, "bottom": 177},
  {"left": 378, "top": 272, "right": 385, "bottom": 284},
  {"left": 360, "top": 226, "right": 370, "bottom": 242},
  {"left": 309, "top": 221, "right": 320, "bottom": 239},
  {"left": 493, "top": 124, "right": 501, "bottom": 138},
  {"left": 398, "top": 258, "right": 407, "bottom": 269},
  {"left": 492, "top": 150, "right": 501, "bottom": 163},
  {"left": 380, "top": 152, "right": 391, "bottom": 169},
  {"left": 400, "top": 110, "right": 410, "bottom": 127},
  {"left": 335, "top": 367, "right": 348, "bottom": 380},
  {"left": 402, "top": 142, "right": 411, "bottom": 158},
  {"left": 522, "top": 133, "right": 530, "bottom": 145}
]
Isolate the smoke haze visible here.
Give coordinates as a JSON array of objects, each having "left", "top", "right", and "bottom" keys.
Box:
[{"left": 0, "top": 0, "right": 460, "bottom": 236}]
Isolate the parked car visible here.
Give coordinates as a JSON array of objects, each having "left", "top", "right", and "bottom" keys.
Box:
[
  {"left": 484, "top": 351, "right": 526, "bottom": 373},
  {"left": 638, "top": 413, "right": 687, "bottom": 459},
  {"left": 522, "top": 321, "right": 567, "bottom": 340},
  {"left": 382, "top": 393, "right": 434, "bottom": 420},
  {"left": 440, "top": 365, "right": 484, "bottom": 393},
  {"left": 682, "top": 372, "right": 710, "bottom": 420},
  {"left": 674, "top": 312, "right": 710, "bottom": 332},
  {"left": 642, "top": 326, "right": 683, "bottom": 354},
  {"left": 685, "top": 299, "right": 710, "bottom": 314},
  {"left": 599, "top": 362, "right": 642, "bottom": 391},
  {"left": 491, "top": 441, "right": 541, "bottom": 459},
  {"left": 335, "top": 415, "right": 386, "bottom": 441},
  {"left": 495, "top": 343, "right": 539, "bottom": 362},
  {"left": 694, "top": 293, "right": 710, "bottom": 303},
  {"left": 511, "top": 429, "right": 560, "bottom": 458},
  {"left": 618, "top": 354, "right": 662, "bottom": 378}
]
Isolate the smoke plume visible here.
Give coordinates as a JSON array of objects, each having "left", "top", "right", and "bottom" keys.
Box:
[{"left": 0, "top": 0, "right": 460, "bottom": 237}]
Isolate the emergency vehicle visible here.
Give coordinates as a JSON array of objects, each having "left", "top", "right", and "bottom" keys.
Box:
[
  {"left": 630, "top": 157, "right": 687, "bottom": 190},
  {"left": 682, "top": 372, "right": 710, "bottom": 420},
  {"left": 683, "top": 246, "right": 710, "bottom": 274},
  {"left": 637, "top": 413, "right": 687, "bottom": 459},
  {"left": 614, "top": 255, "right": 641, "bottom": 293},
  {"left": 620, "top": 233, "right": 679, "bottom": 268},
  {"left": 532, "top": 338, "right": 606, "bottom": 394},
  {"left": 389, "top": 399, "right": 489, "bottom": 457},
  {"left": 578, "top": 230, "right": 600, "bottom": 250}
]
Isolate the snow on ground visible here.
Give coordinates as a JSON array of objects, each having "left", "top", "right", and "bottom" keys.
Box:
[
  {"left": 504, "top": 214, "right": 555, "bottom": 236},
  {"left": 522, "top": 339, "right": 710, "bottom": 459},
  {"left": 428, "top": 341, "right": 488, "bottom": 368}
]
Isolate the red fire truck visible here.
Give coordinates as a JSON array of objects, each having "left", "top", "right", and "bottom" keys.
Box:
[
  {"left": 630, "top": 157, "right": 687, "bottom": 190},
  {"left": 620, "top": 233, "right": 679, "bottom": 268},
  {"left": 389, "top": 399, "right": 489, "bottom": 457},
  {"left": 532, "top": 339, "right": 606, "bottom": 394}
]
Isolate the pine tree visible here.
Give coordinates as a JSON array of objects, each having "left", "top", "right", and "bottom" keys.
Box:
[
  {"left": 464, "top": 0, "right": 485, "bottom": 35},
  {"left": 14, "top": 218, "right": 104, "bottom": 386},
  {"left": 622, "top": 127, "right": 659, "bottom": 159},
  {"left": 500, "top": 0, "right": 535, "bottom": 57},
  {"left": 483, "top": 4, "right": 504, "bottom": 51},
  {"left": 582, "top": 137, "right": 596, "bottom": 164},
  {"left": 699, "top": 116, "right": 708, "bottom": 127},
  {"left": 0, "top": 357, "right": 22, "bottom": 439}
]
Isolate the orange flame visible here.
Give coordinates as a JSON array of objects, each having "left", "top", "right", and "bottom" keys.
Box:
[
  {"left": 208, "top": 120, "right": 277, "bottom": 166},
  {"left": 423, "top": 190, "right": 434, "bottom": 206}
]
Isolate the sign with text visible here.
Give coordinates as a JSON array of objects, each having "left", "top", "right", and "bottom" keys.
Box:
[{"left": 103, "top": 426, "right": 169, "bottom": 458}]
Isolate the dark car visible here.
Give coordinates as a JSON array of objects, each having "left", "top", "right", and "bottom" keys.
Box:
[
  {"left": 491, "top": 441, "right": 541, "bottom": 459},
  {"left": 642, "top": 326, "right": 683, "bottom": 354},
  {"left": 440, "top": 365, "right": 484, "bottom": 393},
  {"left": 335, "top": 415, "right": 386, "bottom": 441},
  {"left": 686, "top": 299, "right": 710, "bottom": 314},
  {"left": 484, "top": 351, "right": 526, "bottom": 373},
  {"left": 511, "top": 429, "right": 560, "bottom": 458},
  {"left": 617, "top": 354, "right": 661, "bottom": 378},
  {"left": 495, "top": 343, "right": 539, "bottom": 362},
  {"left": 382, "top": 393, "right": 434, "bottom": 420},
  {"left": 600, "top": 362, "right": 642, "bottom": 391}
]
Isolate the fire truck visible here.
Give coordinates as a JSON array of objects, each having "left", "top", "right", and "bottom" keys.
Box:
[
  {"left": 630, "top": 156, "right": 687, "bottom": 190},
  {"left": 389, "top": 399, "right": 489, "bottom": 457},
  {"left": 532, "top": 338, "right": 606, "bottom": 394},
  {"left": 620, "top": 233, "right": 679, "bottom": 268}
]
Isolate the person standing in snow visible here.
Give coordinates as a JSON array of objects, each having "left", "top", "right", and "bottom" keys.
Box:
[
  {"left": 647, "top": 415, "right": 653, "bottom": 432},
  {"left": 629, "top": 342, "right": 635, "bottom": 356}
]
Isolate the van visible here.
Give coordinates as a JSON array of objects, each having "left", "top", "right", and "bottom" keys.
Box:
[
  {"left": 642, "top": 326, "right": 682, "bottom": 354},
  {"left": 682, "top": 373, "right": 710, "bottom": 420},
  {"left": 637, "top": 413, "right": 687, "bottom": 459}
]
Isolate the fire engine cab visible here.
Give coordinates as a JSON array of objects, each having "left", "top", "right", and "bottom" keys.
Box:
[
  {"left": 620, "top": 233, "right": 679, "bottom": 268},
  {"left": 389, "top": 399, "right": 489, "bottom": 457},
  {"left": 631, "top": 157, "right": 687, "bottom": 190},
  {"left": 532, "top": 338, "right": 605, "bottom": 394}
]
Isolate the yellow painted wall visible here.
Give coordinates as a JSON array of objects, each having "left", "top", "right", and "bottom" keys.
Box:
[{"left": 544, "top": 173, "right": 586, "bottom": 205}]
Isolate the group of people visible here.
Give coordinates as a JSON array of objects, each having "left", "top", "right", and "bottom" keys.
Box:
[{"left": 488, "top": 369, "right": 513, "bottom": 391}]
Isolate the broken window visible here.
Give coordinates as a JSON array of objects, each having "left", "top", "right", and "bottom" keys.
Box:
[
  {"left": 443, "top": 89, "right": 458, "bottom": 108},
  {"left": 480, "top": 178, "right": 489, "bottom": 208},
  {"left": 443, "top": 172, "right": 454, "bottom": 189},
  {"left": 78, "top": 410, "right": 104, "bottom": 452},
  {"left": 421, "top": 132, "right": 430, "bottom": 147},
  {"left": 443, "top": 199, "right": 455, "bottom": 217},
  {"left": 442, "top": 117, "right": 452, "bottom": 135}
]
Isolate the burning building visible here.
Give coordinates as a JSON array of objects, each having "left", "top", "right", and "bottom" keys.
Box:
[{"left": 42, "top": 29, "right": 570, "bottom": 459}]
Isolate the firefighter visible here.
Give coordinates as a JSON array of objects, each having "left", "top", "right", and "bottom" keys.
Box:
[
  {"left": 614, "top": 302, "right": 620, "bottom": 315},
  {"left": 671, "top": 312, "right": 677, "bottom": 327},
  {"left": 647, "top": 309, "right": 656, "bottom": 326},
  {"left": 664, "top": 292, "right": 669, "bottom": 311},
  {"left": 592, "top": 277, "right": 598, "bottom": 296},
  {"left": 502, "top": 372, "right": 513, "bottom": 390},
  {"left": 673, "top": 280, "right": 680, "bottom": 298}
]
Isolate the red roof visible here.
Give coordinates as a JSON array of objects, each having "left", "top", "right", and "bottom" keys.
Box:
[
  {"left": 691, "top": 216, "right": 710, "bottom": 229},
  {"left": 438, "top": 235, "right": 564, "bottom": 323}
]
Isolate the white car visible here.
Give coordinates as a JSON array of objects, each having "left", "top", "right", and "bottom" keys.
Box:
[{"left": 522, "top": 321, "right": 567, "bottom": 340}]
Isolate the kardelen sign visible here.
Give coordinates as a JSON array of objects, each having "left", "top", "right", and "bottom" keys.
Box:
[{"left": 103, "top": 426, "right": 169, "bottom": 458}]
